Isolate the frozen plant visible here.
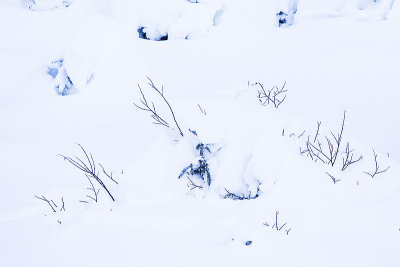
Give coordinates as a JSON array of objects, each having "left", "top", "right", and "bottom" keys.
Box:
[
  {"left": 137, "top": 27, "right": 168, "bottom": 41},
  {"left": 179, "top": 131, "right": 217, "bottom": 189},
  {"left": 223, "top": 183, "right": 261, "bottom": 200},
  {"left": 276, "top": 0, "right": 298, "bottom": 27}
]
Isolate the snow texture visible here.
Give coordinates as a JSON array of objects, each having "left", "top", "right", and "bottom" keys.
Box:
[{"left": 0, "top": 0, "right": 399, "bottom": 266}]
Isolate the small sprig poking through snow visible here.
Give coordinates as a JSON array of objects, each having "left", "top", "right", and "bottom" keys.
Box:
[
  {"left": 35, "top": 195, "right": 65, "bottom": 212},
  {"left": 58, "top": 144, "right": 117, "bottom": 202},
  {"left": 179, "top": 130, "right": 221, "bottom": 192},
  {"left": 364, "top": 149, "right": 390, "bottom": 178},
  {"left": 263, "top": 211, "right": 291, "bottom": 235},
  {"left": 325, "top": 172, "right": 341, "bottom": 184},
  {"left": 252, "top": 81, "right": 288, "bottom": 109},
  {"left": 198, "top": 104, "right": 206, "bottom": 116},
  {"left": 133, "top": 77, "right": 184, "bottom": 137}
]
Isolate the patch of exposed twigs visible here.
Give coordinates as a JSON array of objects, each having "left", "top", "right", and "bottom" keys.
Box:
[
  {"left": 299, "top": 111, "right": 363, "bottom": 172},
  {"left": 255, "top": 81, "right": 287, "bottom": 108}
]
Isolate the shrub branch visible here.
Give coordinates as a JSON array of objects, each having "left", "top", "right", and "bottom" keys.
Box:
[
  {"left": 364, "top": 149, "right": 390, "bottom": 178},
  {"left": 58, "top": 144, "right": 115, "bottom": 201},
  {"left": 134, "top": 77, "right": 184, "bottom": 137},
  {"left": 35, "top": 195, "right": 57, "bottom": 212}
]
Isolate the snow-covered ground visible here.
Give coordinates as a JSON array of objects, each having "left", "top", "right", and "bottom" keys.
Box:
[{"left": 1, "top": 0, "right": 399, "bottom": 266}]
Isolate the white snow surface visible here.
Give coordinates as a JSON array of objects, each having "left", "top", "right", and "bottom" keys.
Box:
[{"left": 1, "top": 0, "right": 400, "bottom": 266}]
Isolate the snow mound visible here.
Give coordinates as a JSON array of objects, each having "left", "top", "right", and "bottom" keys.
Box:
[{"left": 62, "top": 15, "right": 131, "bottom": 92}]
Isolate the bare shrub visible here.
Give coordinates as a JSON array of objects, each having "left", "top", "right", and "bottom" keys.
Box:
[{"left": 253, "top": 81, "right": 288, "bottom": 108}]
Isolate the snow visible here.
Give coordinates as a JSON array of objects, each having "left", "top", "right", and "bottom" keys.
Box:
[{"left": 1, "top": 0, "right": 400, "bottom": 266}]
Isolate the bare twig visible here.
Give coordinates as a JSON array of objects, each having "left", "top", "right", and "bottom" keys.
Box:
[
  {"left": 279, "top": 222, "right": 287, "bottom": 231},
  {"left": 325, "top": 172, "right": 341, "bottom": 184},
  {"left": 35, "top": 195, "right": 56, "bottom": 212},
  {"left": 187, "top": 177, "right": 203, "bottom": 191},
  {"left": 364, "top": 149, "right": 390, "bottom": 178},
  {"left": 198, "top": 104, "right": 206, "bottom": 115},
  {"left": 274, "top": 211, "right": 280, "bottom": 230},
  {"left": 60, "top": 197, "right": 65, "bottom": 211},
  {"left": 307, "top": 139, "right": 329, "bottom": 164},
  {"left": 314, "top": 121, "right": 321, "bottom": 142},
  {"left": 58, "top": 144, "right": 115, "bottom": 201},
  {"left": 299, "top": 146, "right": 309, "bottom": 155},
  {"left": 85, "top": 174, "right": 100, "bottom": 202},
  {"left": 341, "top": 142, "right": 363, "bottom": 171},
  {"left": 50, "top": 200, "right": 57, "bottom": 208},
  {"left": 134, "top": 77, "right": 184, "bottom": 136},
  {"left": 330, "top": 111, "right": 346, "bottom": 166},
  {"left": 99, "top": 163, "right": 118, "bottom": 185},
  {"left": 298, "top": 130, "right": 305, "bottom": 139}
]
